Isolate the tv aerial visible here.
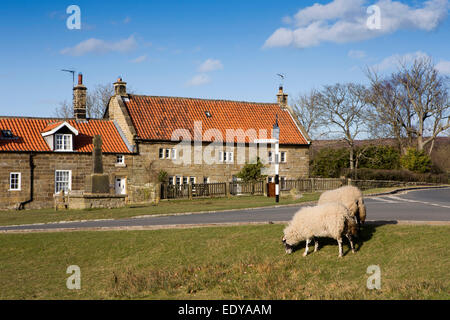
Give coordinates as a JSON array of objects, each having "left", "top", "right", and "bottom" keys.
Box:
[
  {"left": 61, "top": 69, "right": 76, "bottom": 87},
  {"left": 277, "top": 73, "right": 285, "bottom": 87}
]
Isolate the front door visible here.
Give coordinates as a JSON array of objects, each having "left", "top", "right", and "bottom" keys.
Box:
[{"left": 115, "top": 178, "right": 126, "bottom": 195}]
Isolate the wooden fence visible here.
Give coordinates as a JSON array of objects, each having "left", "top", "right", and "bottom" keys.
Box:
[
  {"left": 160, "top": 178, "right": 443, "bottom": 199},
  {"left": 281, "top": 178, "right": 346, "bottom": 192},
  {"left": 229, "top": 181, "right": 265, "bottom": 195}
]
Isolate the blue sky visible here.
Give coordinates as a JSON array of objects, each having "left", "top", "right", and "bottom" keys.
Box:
[{"left": 0, "top": 0, "right": 449, "bottom": 117}]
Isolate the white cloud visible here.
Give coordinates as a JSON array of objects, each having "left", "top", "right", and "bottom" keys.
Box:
[
  {"left": 130, "top": 55, "right": 147, "bottom": 63},
  {"left": 264, "top": 0, "right": 448, "bottom": 49},
  {"left": 436, "top": 60, "right": 450, "bottom": 74},
  {"left": 373, "top": 51, "right": 430, "bottom": 70},
  {"left": 60, "top": 35, "right": 138, "bottom": 56},
  {"left": 348, "top": 49, "right": 366, "bottom": 59},
  {"left": 198, "top": 59, "right": 223, "bottom": 72},
  {"left": 186, "top": 74, "right": 211, "bottom": 87}
]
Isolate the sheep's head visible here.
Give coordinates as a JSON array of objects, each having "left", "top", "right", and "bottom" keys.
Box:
[{"left": 282, "top": 235, "right": 295, "bottom": 254}]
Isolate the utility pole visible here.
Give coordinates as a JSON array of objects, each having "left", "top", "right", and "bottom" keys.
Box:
[
  {"left": 254, "top": 114, "right": 280, "bottom": 203},
  {"left": 273, "top": 114, "right": 280, "bottom": 203}
]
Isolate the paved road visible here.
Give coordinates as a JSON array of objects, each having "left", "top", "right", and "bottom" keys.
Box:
[{"left": 1, "top": 187, "right": 449, "bottom": 232}]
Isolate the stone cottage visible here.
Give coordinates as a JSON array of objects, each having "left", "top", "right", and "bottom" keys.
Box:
[{"left": 0, "top": 75, "right": 311, "bottom": 209}]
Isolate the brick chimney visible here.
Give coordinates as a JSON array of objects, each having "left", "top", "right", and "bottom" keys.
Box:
[
  {"left": 277, "top": 86, "right": 288, "bottom": 107},
  {"left": 114, "top": 77, "right": 127, "bottom": 96},
  {"left": 73, "top": 73, "right": 87, "bottom": 120}
]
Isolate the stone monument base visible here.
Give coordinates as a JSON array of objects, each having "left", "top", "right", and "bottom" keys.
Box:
[
  {"left": 68, "top": 192, "right": 127, "bottom": 209},
  {"left": 85, "top": 174, "right": 110, "bottom": 194}
]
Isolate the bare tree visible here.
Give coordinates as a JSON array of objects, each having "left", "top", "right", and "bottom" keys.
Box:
[
  {"left": 86, "top": 83, "right": 115, "bottom": 118},
  {"left": 291, "top": 89, "right": 323, "bottom": 139},
  {"left": 316, "top": 83, "right": 370, "bottom": 170},
  {"left": 367, "top": 57, "right": 449, "bottom": 155},
  {"left": 54, "top": 100, "right": 73, "bottom": 119}
]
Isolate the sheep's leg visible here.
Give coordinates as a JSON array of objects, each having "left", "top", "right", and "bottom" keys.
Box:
[
  {"left": 337, "top": 238, "right": 343, "bottom": 257},
  {"left": 346, "top": 234, "right": 355, "bottom": 253},
  {"left": 314, "top": 238, "right": 319, "bottom": 252},
  {"left": 303, "top": 239, "right": 311, "bottom": 257}
]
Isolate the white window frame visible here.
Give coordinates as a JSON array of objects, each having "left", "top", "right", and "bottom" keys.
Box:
[
  {"left": 203, "top": 177, "right": 209, "bottom": 184},
  {"left": 55, "top": 170, "right": 72, "bottom": 194},
  {"left": 182, "top": 176, "right": 188, "bottom": 185},
  {"left": 171, "top": 148, "right": 177, "bottom": 160},
  {"left": 175, "top": 176, "right": 181, "bottom": 185},
  {"left": 168, "top": 176, "right": 174, "bottom": 185},
  {"left": 159, "top": 148, "right": 164, "bottom": 159},
  {"left": 268, "top": 176, "right": 274, "bottom": 183},
  {"left": 116, "top": 155, "right": 125, "bottom": 165},
  {"left": 219, "top": 151, "right": 233, "bottom": 163},
  {"left": 9, "top": 172, "right": 21, "bottom": 191},
  {"left": 280, "top": 151, "right": 287, "bottom": 163},
  {"left": 165, "top": 149, "right": 170, "bottom": 159},
  {"left": 189, "top": 176, "right": 196, "bottom": 184},
  {"left": 55, "top": 134, "right": 73, "bottom": 152},
  {"left": 268, "top": 151, "right": 273, "bottom": 163}
]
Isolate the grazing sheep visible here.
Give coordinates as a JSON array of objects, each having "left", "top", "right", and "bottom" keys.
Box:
[
  {"left": 318, "top": 185, "right": 366, "bottom": 228},
  {"left": 282, "top": 203, "right": 358, "bottom": 257}
]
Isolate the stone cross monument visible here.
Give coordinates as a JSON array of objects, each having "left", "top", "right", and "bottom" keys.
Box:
[{"left": 85, "top": 135, "right": 110, "bottom": 194}]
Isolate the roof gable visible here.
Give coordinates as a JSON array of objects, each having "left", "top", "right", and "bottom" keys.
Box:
[{"left": 41, "top": 121, "right": 79, "bottom": 137}]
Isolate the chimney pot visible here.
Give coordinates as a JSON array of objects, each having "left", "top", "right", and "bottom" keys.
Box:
[
  {"left": 114, "top": 77, "right": 127, "bottom": 96},
  {"left": 277, "top": 86, "right": 288, "bottom": 107},
  {"left": 73, "top": 73, "right": 87, "bottom": 120}
]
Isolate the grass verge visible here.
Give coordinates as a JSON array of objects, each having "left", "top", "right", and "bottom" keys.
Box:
[
  {"left": 0, "top": 193, "right": 320, "bottom": 227},
  {"left": 0, "top": 224, "right": 448, "bottom": 299}
]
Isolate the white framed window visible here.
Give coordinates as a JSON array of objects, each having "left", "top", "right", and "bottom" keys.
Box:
[
  {"left": 219, "top": 151, "right": 234, "bottom": 163},
  {"left": 116, "top": 155, "right": 125, "bottom": 165},
  {"left": 280, "top": 151, "right": 287, "bottom": 163},
  {"left": 182, "top": 176, "right": 188, "bottom": 185},
  {"left": 55, "top": 134, "right": 72, "bottom": 151},
  {"left": 55, "top": 170, "right": 71, "bottom": 194},
  {"left": 190, "top": 177, "right": 196, "bottom": 184},
  {"left": 203, "top": 177, "right": 209, "bottom": 184},
  {"left": 268, "top": 151, "right": 273, "bottom": 163},
  {"left": 9, "top": 172, "right": 21, "bottom": 191},
  {"left": 171, "top": 148, "right": 177, "bottom": 160},
  {"left": 175, "top": 176, "right": 181, "bottom": 185},
  {"left": 165, "top": 149, "right": 170, "bottom": 159},
  {"left": 268, "top": 176, "right": 274, "bottom": 183},
  {"left": 168, "top": 176, "right": 174, "bottom": 185},
  {"left": 159, "top": 148, "right": 164, "bottom": 159}
]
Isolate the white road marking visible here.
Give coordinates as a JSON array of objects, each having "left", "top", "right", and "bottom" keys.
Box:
[
  {"left": 375, "top": 195, "right": 450, "bottom": 209},
  {"left": 370, "top": 197, "right": 400, "bottom": 203}
]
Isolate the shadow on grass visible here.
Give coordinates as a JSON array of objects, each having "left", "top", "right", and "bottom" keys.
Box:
[{"left": 286, "top": 220, "right": 398, "bottom": 257}]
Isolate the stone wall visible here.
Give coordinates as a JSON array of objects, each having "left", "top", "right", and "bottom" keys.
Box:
[
  {"left": 0, "top": 152, "right": 130, "bottom": 209},
  {"left": 128, "top": 142, "right": 310, "bottom": 186}
]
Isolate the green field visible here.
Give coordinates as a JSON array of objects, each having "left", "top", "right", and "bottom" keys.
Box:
[
  {"left": 0, "top": 223, "right": 448, "bottom": 299},
  {"left": 0, "top": 187, "right": 406, "bottom": 227}
]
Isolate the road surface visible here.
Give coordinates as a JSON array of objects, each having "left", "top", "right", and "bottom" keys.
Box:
[{"left": 1, "top": 187, "right": 449, "bottom": 232}]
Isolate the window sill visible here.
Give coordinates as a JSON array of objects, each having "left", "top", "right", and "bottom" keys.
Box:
[
  {"left": 8, "top": 189, "right": 21, "bottom": 191},
  {"left": 115, "top": 163, "right": 127, "bottom": 168}
]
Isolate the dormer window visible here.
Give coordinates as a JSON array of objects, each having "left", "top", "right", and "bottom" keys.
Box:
[
  {"left": 55, "top": 134, "right": 73, "bottom": 151},
  {"left": 41, "top": 121, "right": 78, "bottom": 152}
]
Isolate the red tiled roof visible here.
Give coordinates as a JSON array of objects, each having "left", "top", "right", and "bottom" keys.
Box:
[
  {"left": 0, "top": 118, "right": 131, "bottom": 153},
  {"left": 41, "top": 121, "right": 64, "bottom": 133},
  {"left": 124, "top": 95, "right": 308, "bottom": 145}
]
